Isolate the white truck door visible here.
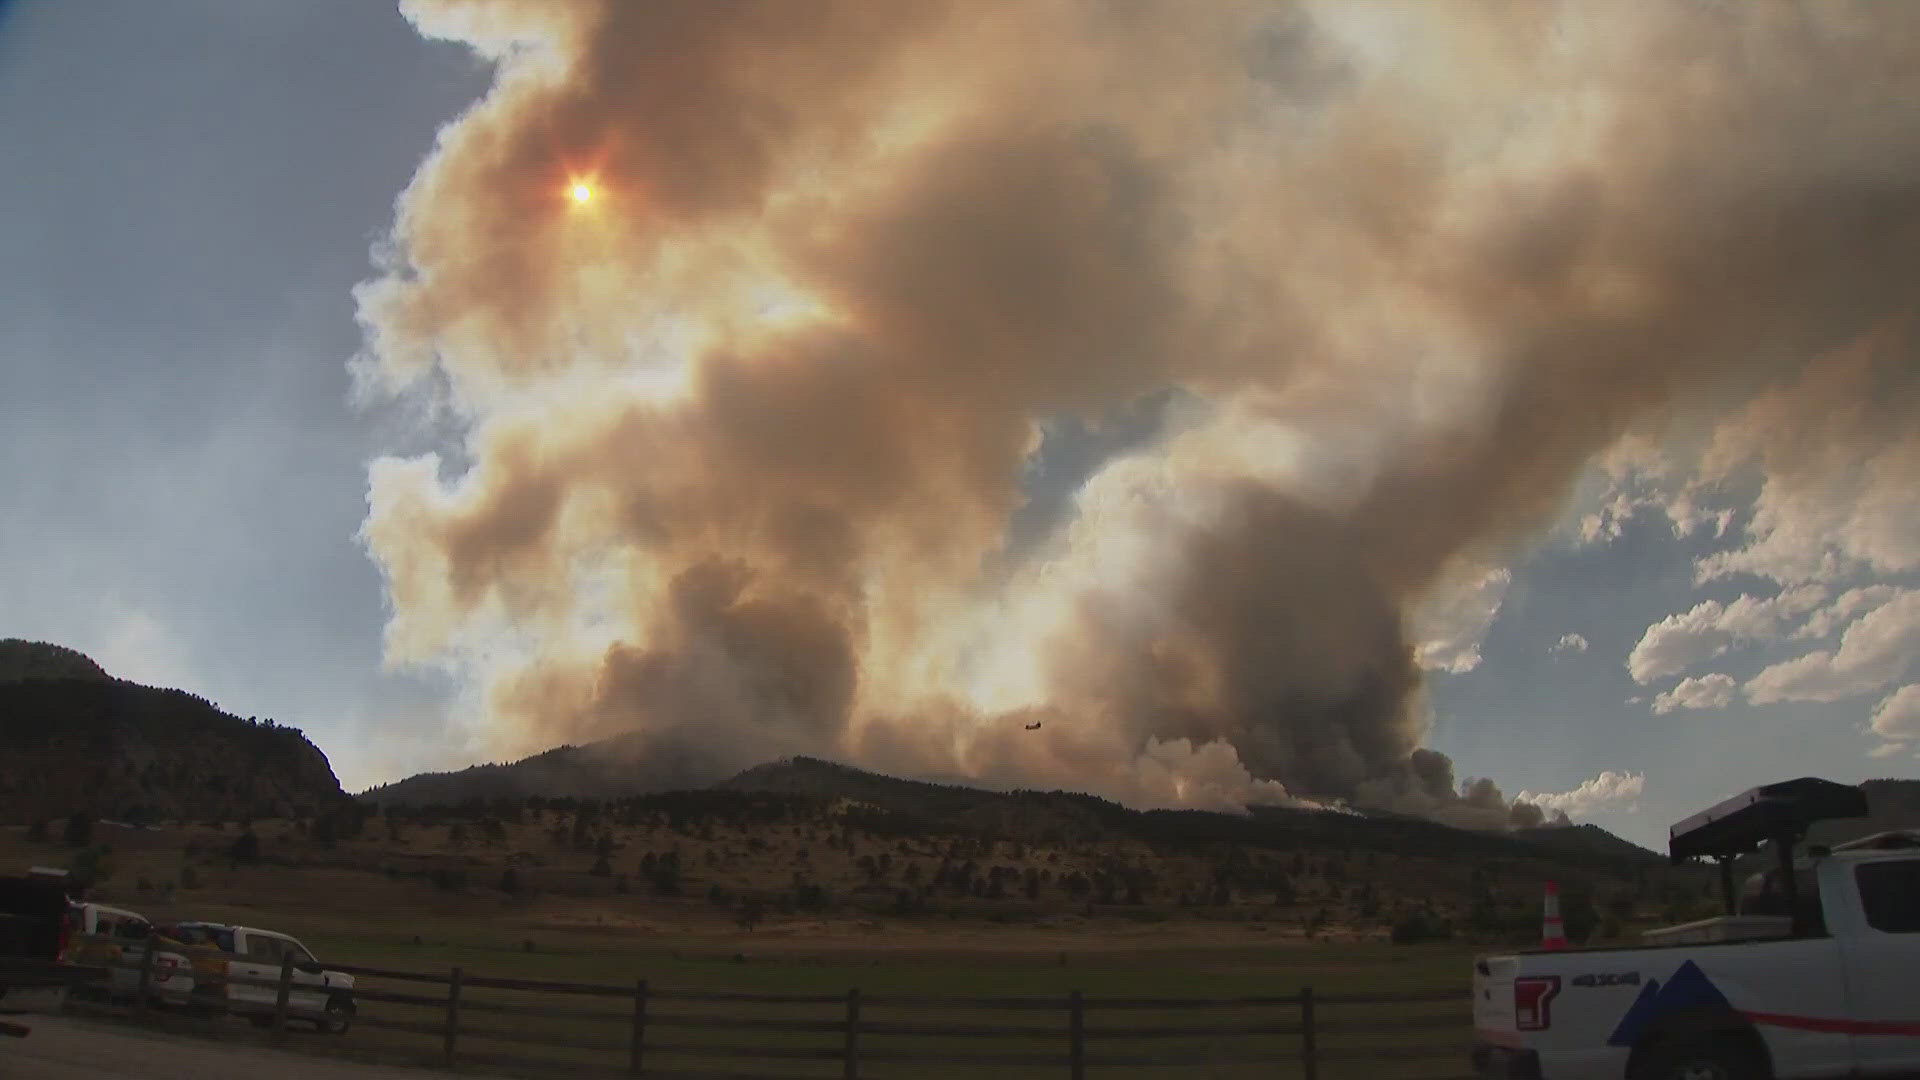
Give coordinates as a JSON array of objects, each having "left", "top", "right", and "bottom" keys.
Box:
[
  {"left": 232, "top": 932, "right": 279, "bottom": 1008},
  {"left": 1680, "top": 941, "right": 1856, "bottom": 1077},
  {"left": 277, "top": 938, "right": 328, "bottom": 1016},
  {"left": 1837, "top": 858, "right": 1920, "bottom": 1074}
]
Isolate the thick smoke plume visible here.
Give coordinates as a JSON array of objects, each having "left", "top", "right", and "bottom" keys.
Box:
[{"left": 356, "top": 1, "right": 1920, "bottom": 822}]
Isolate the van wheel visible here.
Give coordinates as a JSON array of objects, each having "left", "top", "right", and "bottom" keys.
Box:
[
  {"left": 321, "top": 995, "right": 353, "bottom": 1035},
  {"left": 1633, "top": 1034, "right": 1770, "bottom": 1080}
]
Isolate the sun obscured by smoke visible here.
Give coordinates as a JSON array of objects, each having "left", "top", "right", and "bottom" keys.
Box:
[{"left": 355, "top": 1, "right": 1920, "bottom": 822}]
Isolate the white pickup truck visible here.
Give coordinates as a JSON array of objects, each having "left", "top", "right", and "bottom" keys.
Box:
[
  {"left": 65, "top": 901, "right": 196, "bottom": 1007},
  {"left": 1473, "top": 778, "right": 1920, "bottom": 1080},
  {"left": 162, "top": 921, "right": 356, "bottom": 1034}
]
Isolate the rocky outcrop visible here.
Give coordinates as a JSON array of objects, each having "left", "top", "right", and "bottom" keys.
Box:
[{"left": 0, "top": 668, "right": 345, "bottom": 824}]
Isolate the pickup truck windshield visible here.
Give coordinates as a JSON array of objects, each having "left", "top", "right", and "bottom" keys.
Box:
[{"left": 1857, "top": 861, "right": 1920, "bottom": 932}]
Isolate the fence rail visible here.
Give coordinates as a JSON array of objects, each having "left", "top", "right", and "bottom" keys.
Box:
[{"left": 55, "top": 947, "right": 1475, "bottom": 1079}]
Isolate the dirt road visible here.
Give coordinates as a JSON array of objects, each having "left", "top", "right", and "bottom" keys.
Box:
[{"left": 1, "top": 1015, "right": 470, "bottom": 1079}]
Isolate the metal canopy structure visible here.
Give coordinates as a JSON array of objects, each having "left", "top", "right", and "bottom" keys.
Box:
[
  {"left": 1669, "top": 777, "right": 1869, "bottom": 864},
  {"left": 1668, "top": 777, "right": 1869, "bottom": 926}
]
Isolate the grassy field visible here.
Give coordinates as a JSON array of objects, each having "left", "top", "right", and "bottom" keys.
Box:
[
  {"left": 78, "top": 903, "right": 1485, "bottom": 1079},
  {"left": 14, "top": 819, "right": 1506, "bottom": 1077},
  {"left": 81, "top": 926, "right": 1482, "bottom": 1079}
]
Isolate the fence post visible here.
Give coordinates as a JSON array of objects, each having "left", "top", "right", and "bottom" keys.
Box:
[
  {"left": 843, "top": 987, "right": 861, "bottom": 1079},
  {"left": 443, "top": 966, "right": 463, "bottom": 1065},
  {"left": 134, "top": 942, "right": 157, "bottom": 1016},
  {"left": 1300, "top": 985, "right": 1317, "bottom": 1080},
  {"left": 1069, "top": 989, "right": 1084, "bottom": 1080},
  {"left": 629, "top": 977, "right": 648, "bottom": 1077},
  {"left": 270, "top": 954, "right": 294, "bottom": 1045}
]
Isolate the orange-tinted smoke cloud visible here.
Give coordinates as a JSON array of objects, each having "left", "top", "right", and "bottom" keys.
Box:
[{"left": 355, "top": 1, "right": 1920, "bottom": 821}]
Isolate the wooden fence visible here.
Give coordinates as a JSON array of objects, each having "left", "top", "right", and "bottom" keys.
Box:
[{"left": 57, "top": 948, "right": 1476, "bottom": 1079}]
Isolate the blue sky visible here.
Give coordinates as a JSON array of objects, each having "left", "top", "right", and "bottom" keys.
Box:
[
  {"left": 0, "top": 0, "right": 485, "bottom": 780},
  {"left": 3, "top": 2, "right": 1915, "bottom": 852},
  {"left": 1426, "top": 510, "right": 1917, "bottom": 847}
]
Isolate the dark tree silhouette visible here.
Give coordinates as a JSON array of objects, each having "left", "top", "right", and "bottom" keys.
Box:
[
  {"left": 229, "top": 829, "right": 260, "bottom": 864},
  {"left": 63, "top": 812, "right": 93, "bottom": 847}
]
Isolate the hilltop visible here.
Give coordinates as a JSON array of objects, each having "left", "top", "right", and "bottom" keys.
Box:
[
  {"left": 357, "top": 731, "right": 738, "bottom": 805},
  {"left": 0, "top": 639, "right": 108, "bottom": 683},
  {"left": 353, "top": 748, "right": 1679, "bottom": 944},
  {"left": 0, "top": 640, "right": 346, "bottom": 824},
  {"left": 369, "top": 747, "right": 1661, "bottom": 865},
  {"left": 324, "top": 754, "right": 1691, "bottom": 945},
  {"left": 1819, "top": 778, "right": 1920, "bottom": 845}
]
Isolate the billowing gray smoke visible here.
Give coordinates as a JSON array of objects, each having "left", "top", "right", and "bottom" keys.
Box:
[{"left": 355, "top": 1, "right": 1920, "bottom": 822}]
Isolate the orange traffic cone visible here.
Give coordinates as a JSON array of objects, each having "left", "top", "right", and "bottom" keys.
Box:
[{"left": 1541, "top": 881, "right": 1569, "bottom": 950}]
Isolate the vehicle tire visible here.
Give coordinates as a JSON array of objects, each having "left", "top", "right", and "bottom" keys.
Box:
[
  {"left": 321, "top": 995, "right": 353, "bottom": 1036},
  {"left": 1633, "top": 1033, "right": 1770, "bottom": 1080}
]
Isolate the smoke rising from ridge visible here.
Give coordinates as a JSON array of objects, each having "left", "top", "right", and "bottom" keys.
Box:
[{"left": 356, "top": 1, "right": 1920, "bottom": 821}]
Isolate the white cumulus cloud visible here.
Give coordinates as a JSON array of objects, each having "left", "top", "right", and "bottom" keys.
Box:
[
  {"left": 1745, "top": 590, "right": 1920, "bottom": 704},
  {"left": 1651, "top": 673, "right": 1736, "bottom": 714},
  {"left": 1515, "top": 770, "right": 1646, "bottom": 820},
  {"left": 1627, "top": 586, "right": 1827, "bottom": 684},
  {"left": 1552, "top": 633, "right": 1589, "bottom": 655},
  {"left": 1794, "top": 585, "right": 1905, "bottom": 641},
  {"left": 1870, "top": 684, "right": 1920, "bottom": 744}
]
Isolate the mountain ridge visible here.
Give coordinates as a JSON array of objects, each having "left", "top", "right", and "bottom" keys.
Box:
[
  {"left": 0, "top": 641, "right": 346, "bottom": 823},
  {"left": 364, "top": 742, "right": 1671, "bottom": 866}
]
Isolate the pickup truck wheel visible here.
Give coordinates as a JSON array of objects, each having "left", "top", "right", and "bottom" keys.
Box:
[
  {"left": 321, "top": 995, "right": 353, "bottom": 1035},
  {"left": 1634, "top": 1034, "right": 1770, "bottom": 1080}
]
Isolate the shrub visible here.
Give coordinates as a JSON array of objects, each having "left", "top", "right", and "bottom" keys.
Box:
[
  {"left": 63, "top": 812, "right": 93, "bottom": 847},
  {"left": 1391, "top": 913, "right": 1454, "bottom": 945},
  {"left": 70, "top": 846, "right": 113, "bottom": 884},
  {"left": 229, "top": 830, "right": 260, "bottom": 864},
  {"left": 737, "top": 895, "right": 765, "bottom": 931},
  {"left": 1561, "top": 890, "right": 1600, "bottom": 944}
]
